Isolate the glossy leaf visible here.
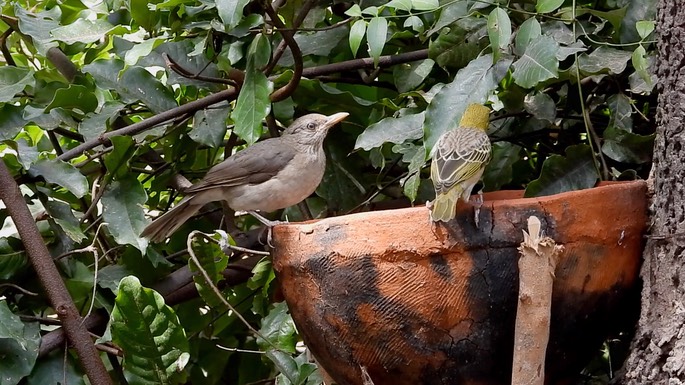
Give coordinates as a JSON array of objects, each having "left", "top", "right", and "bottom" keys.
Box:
[
  {"left": 483, "top": 142, "right": 522, "bottom": 191},
  {"left": 487, "top": 8, "right": 511, "bottom": 61},
  {"left": 217, "top": 0, "right": 250, "bottom": 29},
  {"left": 536, "top": 0, "right": 564, "bottom": 14},
  {"left": 191, "top": 106, "right": 230, "bottom": 148},
  {"left": 119, "top": 67, "right": 178, "bottom": 114},
  {"left": 50, "top": 19, "right": 114, "bottom": 44},
  {"left": 29, "top": 159, "right": 89, "bottom": 198},
  {"left": 525, "top": 144, "right": 599, "bottom": 197},
  {"left": 424, "top": 55, "right": 511, "bottom": 152},
  {"left": 607, "top": 93, "right": 633, "bottom": 132},
  {"left": 367, "top": 17, "right": 388, "bottom": 66},
  {"left": 0, "top": 67, "right": 34, "bottom": 103},
  {"left": 514, "top": 17, "right": 541, "bottom": 57},
  {"left": 602, "top": 127, "right": 654, "bottom": 164},
  {"left": 111, "top": 276, "right": 190, "bottom": 385},
  {"left": 577, "top": 46, "right": 633, "bottom": 75},
  {"left": 0, "top": 301, "right": 40, "bottom": 385},
  {"left": 512, "top": 35, "right": 559, "bottom": 88},
  {"left": 231, "top": 34, "right": 273, "bottom": 145},
  {"left": 349, "top": 20, "right": 367, "bottom": 57},
  {"left": 188, "top": 233, "right": 230, "bottom": 308},
  {"left": 102, "top": 177, "right": 149, "bottom": 252},
  {"left": 355, "top": 112, "right": 425, "bottom": 151}
]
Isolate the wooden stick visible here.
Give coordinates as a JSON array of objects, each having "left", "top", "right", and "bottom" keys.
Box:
[{"left": 511, "top": 216, "right": 564, "bottom": 385}]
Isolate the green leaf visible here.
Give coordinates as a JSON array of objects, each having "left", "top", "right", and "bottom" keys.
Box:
[
  {"left": 102, "top": 177, "right": 149, "bottom": 252},
  {"left": 29, "top": 159, "right": 89, "bottom": 198},
  {"left": 601, "top": 126, "right": 654, "bottom": 164},
  {"left": 524, "top": 144, "right": 599, "bottom": 197},
  {"left": 577, "top": 46, "right": 633, "bottom": 75},
  {"left": 636, "top": 20, "right": 655, "bottom": 39},
  {"left": 487, "top": 8, "right": 511, "bottom": 62},
  {"left": 424, "top": 55, "right": 511, "bottom": 152},
  {"left": 428, "top": 20, "right": 487, "bottom": 71},
  {"left": 607, "top": 93, "right": 633, "bottom": 132},
  {"left": 280, "top": 28, "right": 348, "bottom": 66},
  {"left": 127, "top": 0, "right": 162, "bottom": 31},
  {"left": 50, "top": 19, "right": 114, "bottom": 44},
  {"left": 45, "top": 84, "right": 98, "bottom": 114},
  {"left": 512, "top": 35, "right": 559, "bottom": 88},
  {"left": 483, "top": 142, "right": 522, "bottom": 191},
  {"left": 349, "top": 20, "right": 367, "bottom": 57},
  {"left": 27, "top": 353, "right": 85, "bottom": 385},
  {"left": 620, "top": 0, "right": 656, "bottom": 44},
  {"left": 258, "top": 302, "right": 297, "bottom": 352},
  {"left": 98, "top": 264, "right": 132, "bottom": 295},
  {"left": 231, "top": 34, "right": 273, "bottom": 145},
  {"left": 124, "top": 37, "right": 165, "bottom": 66},
  {"left": 0, "top": 105, "right": 25, "bottom": 141},
  {"left": 0, "top": 67, "right": 34, "bottom": 103},
  {"left": 367, "top": 17, "right": 388, "bottom": 66},
  {"left": 15, "top": 138, "right": 39, "bottom": 170},
  {"left": 345, "top": 4, "right": 362, "bottom": 17},
  {"left": 0, "top": 301, "right": 40, "bottom": 384},
  {"left": 393, "top": 59, "right": 435, "bottom": 93},
  {"left": 217, "top": 0, "right": 250, "bottom": 29},
  {"left": 536, "top": 0, "right": 564, "bottom": 14},
  {"left": 104, "top": 136, "right": 137, "bottom": 180},
  {"left": 266, "top": 350, "right": 299, "bottom": 385},
  {"left": 631, "top": 45, "right": 652, "bottom": 86},
  {"left": 79, "top": 101, "right": 126, "bottom": 142},
  {"left": 355, "top": 111, "right": 425, "bottom": 151},
  {"left": 119, "top": 67, "right": 178, "bottom": 114},
  {"left": 44, "top": 200, "right": 86, "bottom": 242},
  {"left": 0, "top": 239, "right": 28, "bottom": 280},
  {"left": 412, "top": 0, "right": 439, "bottom": 11},
  {"left": 394, "top": 143, "right": 426, "bottom": 202},
  {"left": 404, "top": 15, "right": 424, "bottom": 33},
  {"left": 111, "top": 276, "right": 190, "bottom": 385},
  {"left": 14, "top": 4, "right": 59, "bottom": 54},
  {"left": 188, "top": 233, "right": 229, "bottom": 308},
  {"left": 386, "top": 0, "right": 411, "bottom": 11},
  {"left": 514, "top": 17, "right": 541, "bottom": 57},
  {"left": 524, "top": 92, "right": 556, "bottom": 123},
  {"left": 191, "top": 106, "right": 230, "bottom": 148}
]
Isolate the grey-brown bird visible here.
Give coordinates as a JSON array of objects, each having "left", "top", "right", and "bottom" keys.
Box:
[{"left": 141, "top": 112, "right": 349, "bottom": 242}]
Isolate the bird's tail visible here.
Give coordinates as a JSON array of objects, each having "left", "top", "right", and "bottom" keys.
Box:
[
  {"left": 430, "top": 187, "right": 462, "bottom": 222},
  {"left": 140, "top": 199, "right": 201, "bottom": 242}
]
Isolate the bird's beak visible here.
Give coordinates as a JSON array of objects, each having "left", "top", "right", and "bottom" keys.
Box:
[{"left": 323, "top": 112, "right": 349, "bottom": 129}]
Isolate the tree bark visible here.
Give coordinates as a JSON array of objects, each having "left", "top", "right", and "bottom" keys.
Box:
[{"left": 621, "top": 0, "right": 685, "bottom": 382}]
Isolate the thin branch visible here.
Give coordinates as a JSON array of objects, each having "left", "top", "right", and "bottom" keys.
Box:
[
  {"left": 299, "top": 49, "right": 429, "bottom": 78},
  {"left": 0, "top": 283, "right": 39, "bottom": 296},
  {"left": 0, "top": 28, "right": 16, "bottom": 66},
  {"left": 264, "top": 3, "right": 303, "bottom": 102},
  {"left": 163, "top": 53, "right": 237, "bottom": 86},
  {"left": 0, "top": 161, "right": 113, "bottom": 385},
  {"left": 263, "top": 0, "right": 316, "bottom": 76},
  {"left": 57, "top": 88, "right": 238, "bottom": 162}
]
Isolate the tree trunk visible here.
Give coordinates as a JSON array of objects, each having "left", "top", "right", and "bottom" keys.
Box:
[{"left": 621, "top": 0, "right": 685, "bottom": 382}]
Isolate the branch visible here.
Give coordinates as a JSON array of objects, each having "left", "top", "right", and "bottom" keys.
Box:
[
  {"left": 264, "top": 3, "right": 303, "bottom": 102},
  {"left": 263, "top": 0, "right": 315, "bottom": 76},
  {"left": 0, "top": 28, "right": 16, "bottom": 66},
  {"left": 511, "top": 216, "right": 563, "bottom": 385},
  {"left": 57, "top": 88, "right": 238, "bottom": 162},
  {"left": 0, "top": 161, "right": 113, "bottom": 385},
  {"left": 300, "top": 49, "right": 429, "bottom": 78}
]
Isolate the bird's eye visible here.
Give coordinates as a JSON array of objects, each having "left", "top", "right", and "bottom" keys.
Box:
[{"left": 307, "top": 122, "right": 317, "bottom": 130}]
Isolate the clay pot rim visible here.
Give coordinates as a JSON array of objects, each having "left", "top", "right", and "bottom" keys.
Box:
[{"left": 277, "top": 180, "right": 646, "bottom": 228}]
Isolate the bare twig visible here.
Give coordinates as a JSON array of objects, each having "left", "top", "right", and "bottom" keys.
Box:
[
  {"left": 163, "top": 52, "right": 237, "bottom": 86},
  {"left": 0, "top": 28, "right": 16, "bottom": 66},
  {"left": 263, "top": 0, "right": 316, "bottom": 76},
  {"left": 264, "top": 3, "right": 303, "bottom": 102},
  {"left": 57, "top": 88, "right": 238, "bottom": 162}
]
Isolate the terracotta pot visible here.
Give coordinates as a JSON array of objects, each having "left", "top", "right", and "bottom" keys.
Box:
[{"left": 272, "top": 181, "right": 647, "bottom": 385}]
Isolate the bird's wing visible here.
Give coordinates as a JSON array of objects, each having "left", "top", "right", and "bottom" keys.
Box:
[
  {"left": 431, "top": 127, "right": 491, "bottom": 194},
  {"left": 184, "top": 139, "right": 297, "bottom": 193}
]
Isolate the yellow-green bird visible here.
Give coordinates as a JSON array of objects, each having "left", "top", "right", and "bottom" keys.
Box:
[{"left": 430, "top": 103, "right": 492, "bottom": 222}]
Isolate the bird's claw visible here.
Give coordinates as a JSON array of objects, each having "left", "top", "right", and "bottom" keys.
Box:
[{"left": 248, "top": 210, "right": 286, "bottom": 248}]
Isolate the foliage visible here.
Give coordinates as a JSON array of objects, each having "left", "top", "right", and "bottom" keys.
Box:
[{"left": 0, "top": 0, "right": 656, "bottom": 383}]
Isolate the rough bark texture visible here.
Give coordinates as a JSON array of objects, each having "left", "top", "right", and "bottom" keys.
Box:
[{"left": 621, "top": 0, "right": 685, "bottom": 382}]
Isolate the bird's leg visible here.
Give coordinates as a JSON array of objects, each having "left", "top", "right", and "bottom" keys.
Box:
[
  {"left": 247, "top": 211, "right": 285, "bottom": 247},
  {"left": 473, "top": 190, "right": 484, "bottom": 228}
]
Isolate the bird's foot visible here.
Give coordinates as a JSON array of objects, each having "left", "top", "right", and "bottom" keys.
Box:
[
  {"left": 472, "top": 190, "right": 484, "bottom": 228},
  {"left": 247, "top": 211, "right": 285, "bottom": 247}
]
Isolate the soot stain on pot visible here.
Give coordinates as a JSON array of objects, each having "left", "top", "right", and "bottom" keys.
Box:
[
  {"left": 429, "top": 253, "right": 453, "bottom": 281},
  {"left": 302, "top": 253, "right": 462, "bottom": 382}
]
